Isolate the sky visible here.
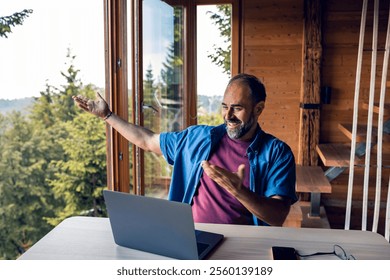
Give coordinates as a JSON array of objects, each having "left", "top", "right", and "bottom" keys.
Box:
[
  {"left": 197, "top": 5, "right": 230, "bottom": 97},
  {"left": 0, "top": 0, "right": 229, "bottom": 100},
  {"left": 0, "top": 0, "right": 105, "bottom": 100}
]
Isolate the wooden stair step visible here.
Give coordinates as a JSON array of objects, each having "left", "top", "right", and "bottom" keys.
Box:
[
  {"left": 338, "top": 123, "right": 374, "bottom": 142},
  {"left": 316, "top": 143, "right": 352, "bottom": 167},
  {"left": 296, "top": 165, "right": 332, "bottom": 194},
  {"left": 338, "top": 123, "right": 390, "bottom": 143},
  {"left": 362, "top": 102, "right": 390, "bottom": 115},
  {"left": 316, "top": 143, "right": 390, "bottom": 168}
]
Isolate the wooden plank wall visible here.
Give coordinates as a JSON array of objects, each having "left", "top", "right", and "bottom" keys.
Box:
[
  {"left": 241, "top": 0, "right": 390, "bottom": 235},
  {"left": 321, "top": 0, "right": 390, "bottom": 143},
  {"left": 242, "top": 0, "right": 303, "bottom": 157}
]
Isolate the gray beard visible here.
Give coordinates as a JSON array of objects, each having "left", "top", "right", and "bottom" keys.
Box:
[{"left": 225, "top": 116, "right": 254, "bottom": 139}]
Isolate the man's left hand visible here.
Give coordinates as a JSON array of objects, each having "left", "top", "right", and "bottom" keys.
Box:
[{"left": 201, "top": 160, "right": 245, "bottom": 196}]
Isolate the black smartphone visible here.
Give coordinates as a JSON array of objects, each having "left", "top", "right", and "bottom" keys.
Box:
[{"left": 271, "top": 246, "right": 299, "bottom": 260}]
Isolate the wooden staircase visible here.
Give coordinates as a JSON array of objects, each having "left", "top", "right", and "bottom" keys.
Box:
[
  {"left": 315, "top": 100, "right": 390, "bottom": 234},
  {"left": 289, "top": 84, "right": 390, "bottom": 230},
  {"left": 316, "top": 84, "right": 390, "bottom": 172},
  {"left": 317, "top": 102, "right": 390, "bottom": 177}
]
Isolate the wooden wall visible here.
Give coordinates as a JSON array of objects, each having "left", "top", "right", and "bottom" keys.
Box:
[
  {"left": 321, "top": 0, "right": 390, "bottom": 143},
  {"left": 241, "top": 0, "right": 390, "bottom": 234},
  {"left": 242, "top": 0, "right": 303, "bottom": 157}
]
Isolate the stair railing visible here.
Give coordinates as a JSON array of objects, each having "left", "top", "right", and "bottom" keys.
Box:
[
  {"left": 345, "top": 0, "right": 368, "bottom": 230},
  {"left": 346, "top": 0, "right": 390, "bottom": 242},
  {"left": 375, "top": 1, "right": 390, "bottom": 240}
]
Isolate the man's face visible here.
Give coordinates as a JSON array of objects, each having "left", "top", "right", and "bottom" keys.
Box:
[{"left": 221, "top": 82, "right": 264, "bottom": 141}]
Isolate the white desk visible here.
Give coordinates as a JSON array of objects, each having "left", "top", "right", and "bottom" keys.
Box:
[{"left": 18, "top": 216, "right": 390, "bottom": 260}]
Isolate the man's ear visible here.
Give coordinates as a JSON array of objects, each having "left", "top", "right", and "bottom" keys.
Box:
[{"left": 255, "top": 101, "right": 265, "bottom": 115}]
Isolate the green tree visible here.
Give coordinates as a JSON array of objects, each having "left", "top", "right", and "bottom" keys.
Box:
[
  {"left": 0, "top": 51, "right": 107, "bottom": 259},
  {"left": 47, "top": 111, "right": 107, "bottom": 225},
  {"left": 207, "top": 5, "right": 231, "bottom": 75},
  {"left": 30, "top": 51, "right": 80, "bottom": 126},
  {"left": 30, "top": 51, "right": 107, "bottom": 226},
  {"left": 197, "top": 112, "right": 223, "bottom": 126},
  {"left": 160, "top": 44, "right": 183, "bottom": 102},
  {"left": 143, "top": 64, "right": 158, "bottom": 132},
  {"left": 0, "top": 9, "right": 33, "bottom": 38},
  {"left": 158, "top": 7, "right": 184, "bottom": 132},
  {"left": 143, "top": 65, "right": 167, "bottom": 194},
  {"left": 0, "top": 112, "right": 56, "bottom": 259}
]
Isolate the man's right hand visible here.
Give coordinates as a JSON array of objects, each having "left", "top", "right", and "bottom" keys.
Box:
[
  {"left": 73, "top": 91, "right": 162, "bottom": 155},
  {"left": 72, "top": 92, "right": 111, "bottom": 119}
]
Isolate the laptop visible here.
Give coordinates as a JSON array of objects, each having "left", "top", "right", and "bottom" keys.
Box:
[{"left": 103, "top": 190, "right": 224, "bottom": 259}]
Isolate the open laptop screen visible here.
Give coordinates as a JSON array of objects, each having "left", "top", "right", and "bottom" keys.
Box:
[{"left": 103, "top": 190, "right": 223, "bottom": 259}]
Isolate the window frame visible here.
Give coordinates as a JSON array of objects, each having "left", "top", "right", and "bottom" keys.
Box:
[{"left": 104, "top": 0, "right": 241, "bottom": 193}]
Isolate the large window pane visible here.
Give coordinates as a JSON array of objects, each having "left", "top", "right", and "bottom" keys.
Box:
[
  {"left": 197, "top": 4, "right": 231, "bottom": 125},
  {"left": 142, "top": 0, "right": 184, "bottom": 198}
]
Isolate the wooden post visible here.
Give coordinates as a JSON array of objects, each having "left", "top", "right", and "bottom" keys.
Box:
[
  {"left": 298, "top": 0, "right": 322, "bottom": 166},
  {"left": 104, "top": 0, "right": 130, "bottom": 193}
]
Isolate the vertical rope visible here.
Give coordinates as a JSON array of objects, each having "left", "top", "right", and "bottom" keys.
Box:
[
  {"left": 373, "top": 1, "right": 390, "bottom": 233},
  {"left": 362, "top": 0, "right": 379, "bottom": 231},
  {"left": 386, "top": 176, "right": 390, "bottom": 241},
  {"left": 345, "top": 0, "right": 368, "bottom": 230}
]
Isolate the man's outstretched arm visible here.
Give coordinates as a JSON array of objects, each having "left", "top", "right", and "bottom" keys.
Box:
[{"left": 73, "top": 92, "right": 162, "bottom": 155}]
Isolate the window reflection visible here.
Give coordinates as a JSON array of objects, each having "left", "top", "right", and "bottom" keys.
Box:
[{"left": 142, "top": 0, "right": 184, "bottom": 197}]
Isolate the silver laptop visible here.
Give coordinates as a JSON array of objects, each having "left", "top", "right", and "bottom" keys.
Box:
[{"left": 103, "top": 190, "right": 224, "bottom": 259}]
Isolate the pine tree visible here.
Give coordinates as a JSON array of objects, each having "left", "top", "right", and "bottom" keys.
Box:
[
  {"left": 0, "top": 51, "right": 107, "bottom": 259},
  {"left": 47, "top": 111, "right": 107, "bottom": 225},
  {"left": 30, "top": 51, "right": 107, "bottom": 226},
  {"left": 0, "top": 9, "right": 33, "bottom": 38},
  {"left": 207, "top": 5, "right": 231, "bottom": 75},
  {"left": 0, "top": 113, "right": 56, "bottom": 259}
]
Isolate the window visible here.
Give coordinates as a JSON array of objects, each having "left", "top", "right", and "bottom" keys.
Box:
[
  {"left": 105, "top": 0, "right": 240, "bottom": 196},
  {"left": 139, "top": 0, "right": 184, "bottom": 197},
  {"left": 197, "top": 4, "right": 231, "bottom": 126}
]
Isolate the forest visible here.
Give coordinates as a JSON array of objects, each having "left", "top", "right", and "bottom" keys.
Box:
[{"left": 0, "top": 54, "right": 108, "bottom": 259}]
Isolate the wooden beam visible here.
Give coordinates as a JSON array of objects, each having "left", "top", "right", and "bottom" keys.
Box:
[
  {"left": 298, "top": 0, "right": 322, "bottom": 166},
  {"left": 133, "top": 0, "right": 145, "bottom": 195},
  {"left": 104, "top": 0, "right": 130, "bottom": 193},
  {"left": 231, "top": 0, "right": 242, "bottom": 75},
  {"left": 185, "top": 1, "right": 197, "bottom": 127}
]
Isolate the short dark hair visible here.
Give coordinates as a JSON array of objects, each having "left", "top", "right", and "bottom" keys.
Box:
[{"left": 227, "top": 73, "right": 267, "bottom": 103}]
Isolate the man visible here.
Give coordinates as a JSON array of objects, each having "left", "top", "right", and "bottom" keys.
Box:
[{"left": 73, "top": 73, "right": 297, "bottom": 226}]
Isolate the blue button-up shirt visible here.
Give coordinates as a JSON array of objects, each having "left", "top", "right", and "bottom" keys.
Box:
[{"left": 159, "top": 124, "right": 297, "bottom": 225}]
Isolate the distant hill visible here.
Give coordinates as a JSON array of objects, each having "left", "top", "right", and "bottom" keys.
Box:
[
  {"left": 0, "top": 97, "right": 35, "bottom": 115},
  {"left": 198, "top": 95, "right": 222, "bottom": 114},
  {"left": 0, "top": 95, "right": 221, "bottom": 117}
]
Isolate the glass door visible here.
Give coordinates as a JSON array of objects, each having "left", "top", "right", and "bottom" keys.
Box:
[
  {"left": 128, "top": 1, "right": 235, "bottom": 198},
  {"left": 132, "top": 0, "right": 185, "bottom": 197}
]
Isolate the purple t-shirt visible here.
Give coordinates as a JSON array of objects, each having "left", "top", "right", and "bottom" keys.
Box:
[{"left": 192, "top": 134, "right": 253, "bottom": 224}]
